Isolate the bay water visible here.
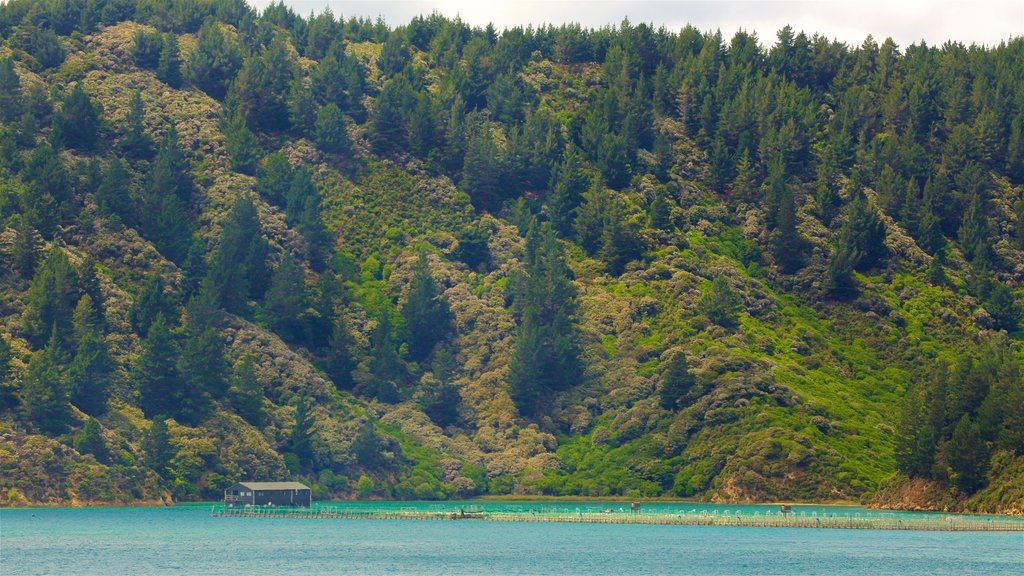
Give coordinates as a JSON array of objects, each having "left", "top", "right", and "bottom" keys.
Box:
[{"left": 2, "top": 502, "right": 1022, "bottom": 575}]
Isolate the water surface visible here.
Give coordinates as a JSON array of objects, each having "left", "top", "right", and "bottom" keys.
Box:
[{"left": 2, "top": 503, "right": 1022, "bottom": 575}]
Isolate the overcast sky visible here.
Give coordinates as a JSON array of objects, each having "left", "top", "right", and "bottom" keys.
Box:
[{"left": 252, "top": 0, "right": 1022, "bottom": 49}]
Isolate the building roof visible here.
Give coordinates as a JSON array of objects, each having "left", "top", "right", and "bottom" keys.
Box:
[{"left": 233, "top": 482, "right": 310, "bottom": 490}]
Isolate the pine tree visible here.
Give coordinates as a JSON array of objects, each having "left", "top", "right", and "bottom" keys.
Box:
[
  {"left": 420, "top": 378, "right": 461, "bottom": 428},
  {"left": 223, "top": 114, "right": 262, "bottom": 174},
  {"left": 257, "top": 152, "right": 293, "bottom": 206},
  {"left": 20, "top": 331, "right": 72, "bottom": 435},
  {"left": 156, "top": 34, "right": 182, "bottom": 88},
  {"left": 122, "top": 90, "right": 153, "bottom": 160},
  {"left": 986, "top": 282, "right": 1020, "bottom": 332},
  {"left": 699, "top": 276, "right": 742, "bottom": 328},
  {"left": 647, "top": 187, "right": 673, "bottom": 231},
  {"left": 947, "top": 413, "right": 988, "bottom": 493},
  {"left": 73, "top": 417, "right": 109, "bottom": 462},
  {"left": 508, "top": 224, "right": 582, "bottom": 416},
  {"left": 0, "top": 56, "right": 23, "bottom": 123},
  {"left": 772, "top": 180, "right": 807, "bottom": 273},
  {"left": 895, "top": 383, "right": 935, "bottom": 478},
  {"left": 289, "top": 395, "right": 315, "bottom": 470},
  {"left": 402, "top": 253, "right": 453, "bottom": 361},
  {"left": 22, "top": 247, "right": 80, "bottom": 347},
  {"left": 264, "top": 253, "right": 308, "bottom": 343},
  {"left": 287, "top": 77, "right": 316, "bottom": 137},
  {"left": 229, "top": 355, "right": 264, "bottom": 426},
  {"left": 96, "top": 158, "right": 135, "bottom": 224},
  {"left": 175, "top": 325, "right": 219, "bottom": 424},
  {"left": 324, "top": 314, "right": 356, "bottom": 390},
  {"left": 461, "top": 123, "right": 504, "bottom": 212},
  {"left": 828, "top": 242, "right": 859, "bottom": 299},
  {"left": 369, "top": 77, "right": 411, "bottom": 154},
  {"left": 129, "top": 274, "right": 177, "bottom": 337},
  {"left": 208, "top": 196, "right": 269, "bottom": 313},
  {"left": 315, "top": 103, "right": 349, "bottom": 153},
  {"left": 68, "top": 295, "right": 113, "bottom": 416},
  {"left": 52, "top": 84, "right": 103, "bottom": 151},
  {"left": 547, "top": 146, "right": 589, "bottom": 236},
  {"left": 142, "top": 417, "right": 174, "bottom": 476},
  {"left": 185, "top": 17, "right": 243, "bottom": 99},
  {"left": 367, "top": 314, "right": 402, "bottom": 403},
  {"left": 132, "top": 29, "right": 163, "bottom": 68},
  {"left": 840, "top": 192, "right": 886, "bottom": 270},
  {"left": 0, "top": 336, "right": 13, "bottom": 411},
  {"left": 958, "top": 191, "right": 990, "bottom": 263},
  {"left": 134, "top": 315, "right": 180, "bottom": 419},
  {"left": 658, "top": 350, "right": 696, "bottom": 410},
  {"left": 11, "top": 215, "right": 40, "bottom": 279}
]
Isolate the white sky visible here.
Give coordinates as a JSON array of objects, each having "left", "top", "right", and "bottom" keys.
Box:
[{"left": 252, "top": 0, "right": 1024, "bottom": 48}]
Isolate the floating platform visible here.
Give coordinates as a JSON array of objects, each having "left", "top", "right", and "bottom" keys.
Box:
[{"left": 210, "top": 504, "right": 1024, "bottom": 532}]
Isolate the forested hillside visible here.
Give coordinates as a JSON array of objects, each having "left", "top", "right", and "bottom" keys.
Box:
[{"left": 0, "top": 0, "right": 1021, "bottom": 513}]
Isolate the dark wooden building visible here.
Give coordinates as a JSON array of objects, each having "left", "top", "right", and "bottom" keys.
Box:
[{"left": 224, "top": 482, "right": 312, "bottom": 508}]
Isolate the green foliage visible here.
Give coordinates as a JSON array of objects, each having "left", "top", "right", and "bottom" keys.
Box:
[
  {"left": 699, "top": 276, "right": 741, "bottom": 328},
  {"left": 185, "top": 17, "right": 243, "bottom": 99},
  {"left": 22, "top": 247, "right": 79, "bottom": 347},
  {"left": 96, "top": 158, "right": 135, "bottom": 224},
  {"left": 315, "top": 103, "right": 349, "bottom": 153},
  {"left": 264, "top": 252, "right": 308, "bottom": 343},
  {"left": 401, "top": 253, "right": 453, "bottom": 361},
  {"left": 508, "top": 224, "right": 582, "bottom": 416},
  {"left": 223, "top": 114, "right": 262, "bottom": 174},
  {"left": 68, "top": 295, "right": 112, "bottom": 417},
  {"left": 142, "top": 417, "right": 173, "bottom": 476},
  {"left": 290, "top": 395, "right": 315, "bottom": 470},
  {"left": 207, "top": 196, "right": 269, "bottom": 314},
  {"left": 20, "top": 330, "right": 71, "bottom": 435},
  {"left": 948, "top": 414, "right": 988, "bottom": 493},
  {"left": 658, "top": 350, "right": 695, "bottom": 410},
  {"left": 229, "top": 355, "right": 264, "bottom": 426},
  {"left": 156, "top": 34, "right": 183, "bottom": 88},
  {"left": 132, "top": 29, "right": 163, "bottom": 69},
  {"left": 52, "top": 84, "right": 103, "bottom": 152},
  {"left": 74, "top": 418, "right": 109, "bottom": 462},
  {"left": 134, "top": 315, "right": 179, "bottom": 419},
  {"left": 0, "top": 57, "right": 23, "bottom": 123}
]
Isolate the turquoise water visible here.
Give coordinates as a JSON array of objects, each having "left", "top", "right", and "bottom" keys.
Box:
[{"left": 2, "top": 503, "right": 1022, "bottom": 575}]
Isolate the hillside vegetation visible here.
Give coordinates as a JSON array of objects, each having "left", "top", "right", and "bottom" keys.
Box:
[{"left": 0, "top": 0, "right": 1021, "bottom": 513}]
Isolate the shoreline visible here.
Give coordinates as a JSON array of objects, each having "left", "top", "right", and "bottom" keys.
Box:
[{"left": 3, "top": 497, "right": 1020, "bottom": 519}]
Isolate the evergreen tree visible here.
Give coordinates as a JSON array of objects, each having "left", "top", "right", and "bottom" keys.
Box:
[
  {"left": 986, "top": 282, "right": 1020, "bottom": 332},
  {"left": 175, "top": 325, "right": 220, "bottom": 424},
  {"left": 156, "top": 34, "right": 182, "bottom": 88},
  {"left": 840, "top": 192, "right": 887, "bottom": 270},
  {"left": 68, "top": 295, "right": 112, "bottom": 416},
  {"left": 647, "top": 187, "right": 674, "bottom": 231},
  {"left": 420, "top": 378, "right": 461, "bottom": 428},
  {"left": 402, "top": 253, "right": 454, "bottom": 361},
  {"left": 289, "top": 395, "right": 315, "bottom": 470},
  {"left": 315, "top": 103, "right": 349, "bottom": 153},
  {"left": 142, "top": 417, "right": 173, "bottom": 476},
  {"left": 369, "top": 76, "right": 411, "bottom": 154},
  {"left": 52, "top": 84, "right": 103, "bottom": 151},
  {"left": 97, "top": 158, "right": 135, "bottom": 225},
  {"left": 73, "top": 417, "right": 109, "bottom": 462},
  {"left": 508, "top": 224, "right": 582, "bottom": 416},
  {"left": 547, "top": 146, "right": 589, "bottom": 236},
  {"left": 958, "top": 191, "right": 990, "bottom": 263},
  {"left": 895, "top": 383, "right": 936, "bottom": 478},
  {"left": 287, "top": 77, "right": 317, "bottom": 137},
  {"left": 257, "top": 152, "right": 293, "bottom": 206},
  {"left": 828, "top": 242, "right": 859, "bottom": 299},
  {"left": 0, "top": 336, "right": 13, "bottom": 411},
  {"left": 598, "top": 200, "right": 646, "bottom": 275},
  {"left": 11, "top": 215, "right": 40, "bottom": 279},
  {"left": 223, "top": 114, "right": 262, "bottom": 174},
  {"left": 77, "top": 257, "right": 105, "bottom": 327},
  {"left": 367, "top": 313, "right": 402, "bottom": 403},
  {"left": 730, "top": 149, "right": 758, "bottom": 202},
  {"left": 377, "top": 30, "right": 410, "bottom": 76},
  {"left": 22, "top": 247, "right": 80, "bottom": 347},
  {"left": 947, "top": 413, "right": 988, "bottom": 493},
  {"left": 324, "top": 314, "right": 356, "bottom": 390},
  {"left": 658, "top": 350, "right": 696, "bottom": 410},
  {"left": 461, "top": 123, "right": 504, "bottom": 212},
  {"left": 772, "top": 180, "right": 807, "bottom": 273},
  {"left": 129, "top": 274, "right": 177, "bottom": 337},
  {"left": 699, "top": 276, "right": 742, "bottom": 328},
  {"left": 132, "top": 29, "right": 163, "bottom": 68},
  {"left": 0, "top": 56, "right": 23, "bottom": 123},
  {"left": 122, "top": 90, "right": 154, "bottom": 161},
  {"left": 20, "top": 331, "right": 72, "bottom": 435},
  {"left": 185, "top": 17, "right": 243, "bottom": 99},
  {"left": 134, "top": 315, "right": 180, "bottom": 419},
  {"left": 229, "top": 355, "right": 264, "bottom": 426},
  {"left": 264, "top": 253, "right": 308, "bottom": 343},
  {"left": 207, "top": 196, "right": 269, "bottom": 313}
]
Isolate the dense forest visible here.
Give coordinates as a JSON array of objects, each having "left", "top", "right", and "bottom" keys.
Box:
[{"left": 0, "top": 0, "right": 1021, "bottom": 512}]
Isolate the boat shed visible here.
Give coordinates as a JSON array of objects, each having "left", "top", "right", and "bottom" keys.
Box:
[{"left": 224, "top": 482, "right": 312, "bottom": 508}]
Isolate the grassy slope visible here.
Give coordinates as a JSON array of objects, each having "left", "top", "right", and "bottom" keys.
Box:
[{"left": 1, "top": 21, "right": 1021, "bottom": 511}]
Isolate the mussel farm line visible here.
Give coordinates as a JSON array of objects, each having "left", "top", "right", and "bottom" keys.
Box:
[{"left": 210, "top": 505, "right": 1024, "bottom": 532}]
